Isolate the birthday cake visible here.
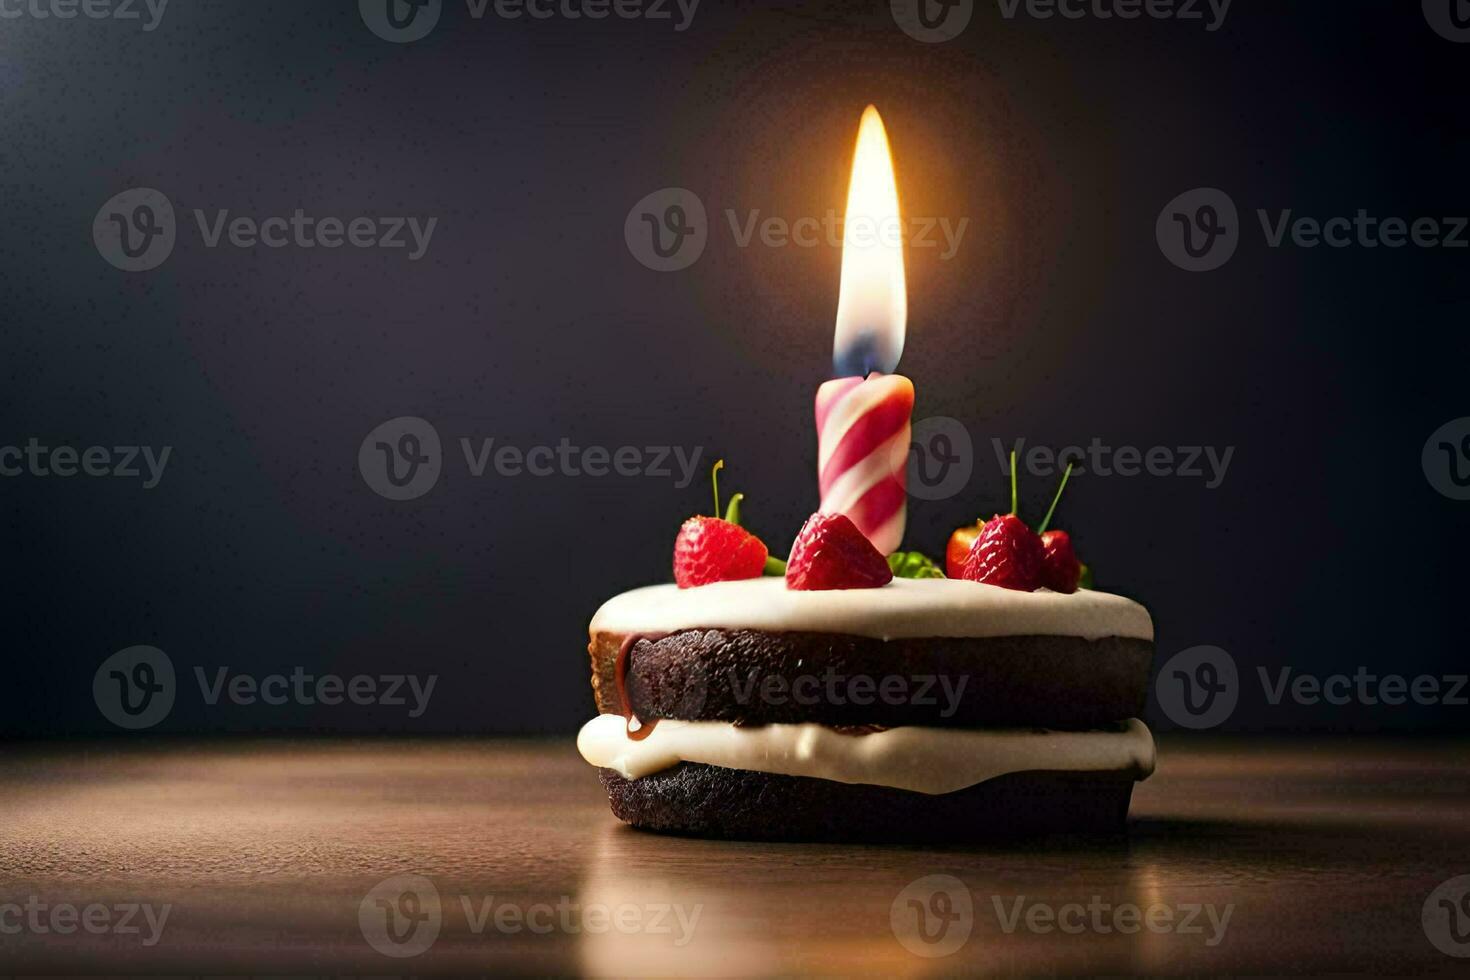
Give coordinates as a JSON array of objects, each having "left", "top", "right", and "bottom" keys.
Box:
[
  {"left": 576, "top": 106, "right": 1156, "bottom": 841},
  {"left": 576, "top": 459, "right": 1157, "bottom": 841}
]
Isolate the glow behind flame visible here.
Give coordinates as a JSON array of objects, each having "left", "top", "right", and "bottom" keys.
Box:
[{"left": 832, "top": 105, "right": 907, "bottom": 377}]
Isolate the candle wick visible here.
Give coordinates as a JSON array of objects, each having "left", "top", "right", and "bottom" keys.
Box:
[{"left": 833, "top": 333, "right": 892, "bottom": 379}]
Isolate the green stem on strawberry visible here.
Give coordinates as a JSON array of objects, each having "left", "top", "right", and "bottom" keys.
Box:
[
  {"left": 1009, "top": 448, "right": 1019, "bottom": 518},
  {"left": 710, "top": 458, "right": 724, "bottom": 516},
  {"left": 1036, "top": 462, "right": 1075, "bottom": 535},
  {"left": 723, "top": 492, "right": 744, "bottom": 526},
  {"left": 764, "top": 555, "right": 787, "bottom": 576}
]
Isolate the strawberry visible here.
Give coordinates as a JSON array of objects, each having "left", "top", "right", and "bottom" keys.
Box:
[
  {"left": 961, "top": 513, "right": 1045, "bottom": 591},
  {"left": 1039, "top": 529, "right": 1082, "bottom": 594},
  {"left": 785, "top": 512, "right": 893, "bottom": 591},
  {"left": 945, "top": 521, "right": 985, "bottom": 578},
  {"left": 673, "top": 516, "right": 768, "bottom": 588},
  {"left": 672, "top": 459, "right": 770, "bottom": 588}
]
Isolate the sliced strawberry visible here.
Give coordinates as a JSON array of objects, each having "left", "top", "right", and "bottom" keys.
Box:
[
  {"left": 1040, "top": 529, "right": 1082, "bottom": 594},
  {"left": 961, "top": 513, "right": 1045, "bottom": 592},
  {"left": 673, "top": 517, "right": 768, "bottom": 588},
  {"left": 785, "top": 512, "right": 893, "bottom": 591}
]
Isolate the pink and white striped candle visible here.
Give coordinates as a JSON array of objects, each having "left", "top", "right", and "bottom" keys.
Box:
[
  {"left": 815, "top": 373, "right": 914, "bottom": 555},
  {"left": 815, "top": 105, "right": 913, "bottom": 555}
]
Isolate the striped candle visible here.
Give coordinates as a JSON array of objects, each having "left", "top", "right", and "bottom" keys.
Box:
[{"left": 815, "top": 372, "right": 915, "bottom": 555}]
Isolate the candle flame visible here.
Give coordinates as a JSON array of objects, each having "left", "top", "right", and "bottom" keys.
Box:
[{"left": 833, "top": 105, "right": 907, "bottom": 377}]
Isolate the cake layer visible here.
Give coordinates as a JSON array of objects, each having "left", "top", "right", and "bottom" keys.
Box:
[
  {"left": 577, "top": 714, "right": 1156, "bottom": 795},
  {"left": 591, "top": 629, "right": 1154, "bottom": 728},
  {"left": 599, "top": 765, "right": 1139, "bottom": 841},
  {"left": 590, "top": 577, "right": 1154, "bottom": 641}
]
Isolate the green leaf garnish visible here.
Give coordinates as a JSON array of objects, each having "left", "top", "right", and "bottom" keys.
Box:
[
  {"left": 1078, "top": 563, "right": 1094, "bottom": 590},
  {"left": 887, "top": 551, "right": 945, "bottom": 579},
  {"left": 764, "top": 555, "right": 787, "bottom": 576}
]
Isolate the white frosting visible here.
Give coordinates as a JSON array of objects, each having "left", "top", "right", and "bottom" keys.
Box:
[
  {"left": 590, "top": 577, "right": 1153, "bottom": 642},
  {"left": 577, "top": 715, "right": 1156, "bottom": 795}
]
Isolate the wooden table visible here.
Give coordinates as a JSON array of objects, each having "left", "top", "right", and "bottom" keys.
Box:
[{"left": 2, "top": 735, "right": 1468, "bottom": 975}]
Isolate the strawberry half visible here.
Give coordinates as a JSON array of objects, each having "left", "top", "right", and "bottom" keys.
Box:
[
  {"left": 785, "top": 512, "right": 893, "bottom": 591},
  {"left": 1040, "top": 529, "right": 1082, "bottom": 594},
  {"left": 962, "top": 513, "right": 1045, "bottom": 591},
  {"left": 673, "top": 517, "right": 768, "bottom": 589}
]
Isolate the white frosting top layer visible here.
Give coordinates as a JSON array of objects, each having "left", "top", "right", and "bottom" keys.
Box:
[
  {"left": 590, "top": 577, "right": 1153, "bottom": 642},
  {"left": 577, "top": 715, "right": 1156, "bottom": 795}
]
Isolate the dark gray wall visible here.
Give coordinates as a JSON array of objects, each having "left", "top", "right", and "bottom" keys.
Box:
[{"left": 2, "top": 1, "right": 1465, "bottom": 735}]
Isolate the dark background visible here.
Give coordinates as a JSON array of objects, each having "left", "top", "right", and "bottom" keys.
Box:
[{"left": 1, "top": 0, "right": 1464, "bottom": 736}]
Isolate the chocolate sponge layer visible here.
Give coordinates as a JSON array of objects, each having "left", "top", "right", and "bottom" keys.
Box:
[
  {"left": 599, "top": 764, "right": 1138, "bottom": 841},
  {"left": 589, "top": 629, "right": 1153, "bottom": 729}
]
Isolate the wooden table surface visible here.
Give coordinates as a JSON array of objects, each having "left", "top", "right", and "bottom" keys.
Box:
[{"left": 2, "top": 735, "right": 1468, "bottom": 976}]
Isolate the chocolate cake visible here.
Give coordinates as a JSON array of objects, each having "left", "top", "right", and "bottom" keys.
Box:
[{"left": 578, "top": 577, "right": 1156, "bottom": 841}]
